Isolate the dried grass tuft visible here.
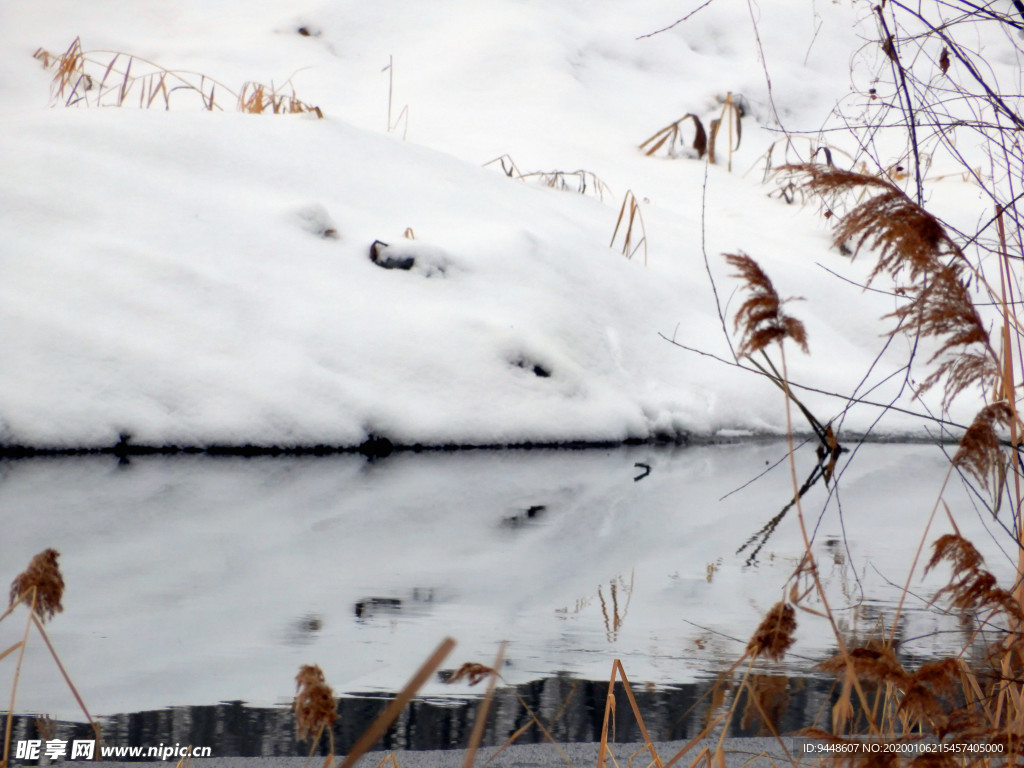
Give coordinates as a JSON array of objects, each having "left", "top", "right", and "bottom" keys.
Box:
[
  {"left": 746, "top": 602, "right": 797, "bottom": 661},
  {"left": 33, "top": 38, "right": 322, "bottom": 117},
  {"left": 238, "top": 80, "right": 321, "bottom": 117},
  {"left": 482, "top": 156, "right": 611, "bottom": 200},
  {"left": 293, "top": 664, "right": 337, "bottom": 743},
  {"left": 724, "top": 253, "right": 808, "bottom": 357},
  {"left": 9, "top": 549, "right": 64, "bottom": 622}
]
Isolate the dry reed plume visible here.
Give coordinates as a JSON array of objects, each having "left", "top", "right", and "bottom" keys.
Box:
[
  {"left": 926, "top": 534, "right": 1023, "bottom": 624},
  {"left": 3, "top": 549, "right": 99, "bottom": 768},
  {"left": 952, "top": 403, "right": 1013, "bottom": 486},
  {"left": 746, "top": 602, "right": 797, "bottom": 661},
  {"left": 293, "top": 664, "right": 337, "bottom": 744},
  {"left": 9, "top": 548, "right": 63, "bottom": 621},
  {"left": 786, "top": 164, "right": 999, "bottom": 406},
  {"left": 724, "top": 252, "right": 808, "bottom": 357}
]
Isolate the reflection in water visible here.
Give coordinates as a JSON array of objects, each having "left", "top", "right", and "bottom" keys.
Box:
[
  {"left": 5, "top": 673, "right": 834, "bottom": 757},
  {"left": 0, "top": 443, "right": 1010, "bottom": 734}
]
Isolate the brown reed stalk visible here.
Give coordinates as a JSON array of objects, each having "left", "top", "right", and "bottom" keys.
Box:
[
  {"left": 28, "top": 614, "right": 101, "bottom": 744},
  {"left": 338, "top": 637, "right": 455, "bottom": 768},
  {"left": 596, "top": 660, "right": 663, "bottom": 768},
  {"left": 3, "top": 549, "right": 74, "bottom": 768},
  {"left": 610, "top": 191, "right": 648, "bottom": 265},
  {"left": 708, "top": 93, "right": 742, "bottom": 171},
  {"left": 462, "top": 643, "right": 505, "bottom": 768},
  {"left": 2, "top": 592, "right": 34, "bottom": 768}
]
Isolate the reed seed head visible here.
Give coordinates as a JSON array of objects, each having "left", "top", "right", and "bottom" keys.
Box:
[
  {"left": 724, "top": 252, "right": 808, "bottom": 358},
  {"left": 747, "top": 602, "right": 797, "bottom": 661},
  {"left": 293, "top": 664, "right": 337, "bottom": 742},
  {"left": 10, "top": 548, "right": 64, "bottom": 622},
  {"left": 952, "top": 403, "right": 1013, "bottom": 485}
]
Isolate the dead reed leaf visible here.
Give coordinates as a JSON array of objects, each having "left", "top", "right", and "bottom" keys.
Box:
[
  {"left": 293, "top": 664, "right": 337, "bottom": 743},
  {"left": 746, "top": 602, "right": 797, "bottom": 661},
  {"left": 708, "top": 93, "right": 742, "bottom": 170},
  {"left": 9, "top": 549, "right": 64, "bottom": 622},
  {"left": 639, "top": 114, "right": 707, "bottom": 159},
  {"left": 610, "top": 190, "right": 648, "bottom": 265},
  {"left": 724, "top": 253, "right": 808, "bottom": 358},
  {"left": 446, "top": 662, "right": 497, "bottom": 686}
]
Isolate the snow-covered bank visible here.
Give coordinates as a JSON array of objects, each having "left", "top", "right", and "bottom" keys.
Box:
[{"left": 0, "top": 1, "right": 985, "bottom": 448}]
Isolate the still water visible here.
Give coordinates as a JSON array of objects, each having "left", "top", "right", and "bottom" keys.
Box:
[{"left": 0, "top": 441, "right": 1013, "bottom": 754}]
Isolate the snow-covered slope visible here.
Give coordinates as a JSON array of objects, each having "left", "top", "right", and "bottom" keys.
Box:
[{"left": 0, "top": 1, "right": 978, "bottom": 447}]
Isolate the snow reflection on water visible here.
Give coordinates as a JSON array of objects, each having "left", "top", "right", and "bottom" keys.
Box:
[{"left": 0, "top": 442, "right": 1009, "bottom": 725}]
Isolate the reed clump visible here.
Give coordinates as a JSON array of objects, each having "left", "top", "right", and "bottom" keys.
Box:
[{"left": 33, "top": 37, "right": 322, "bottom": 116}]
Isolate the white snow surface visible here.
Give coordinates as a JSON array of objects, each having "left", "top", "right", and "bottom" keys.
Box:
[
  {"left": 0, "top": 1, "right": 992, "bottom": 447},
  {"left": 0, "top": 0, "right": 979, "bottom": 448}
]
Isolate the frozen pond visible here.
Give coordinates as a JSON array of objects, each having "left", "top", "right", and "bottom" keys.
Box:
[{"left": 0, "top": 442, "right": 1015, "bottom": 748}]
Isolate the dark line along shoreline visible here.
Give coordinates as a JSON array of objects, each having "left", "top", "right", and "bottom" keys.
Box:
[{"left": 0, "top": 429, "right": 949, "bottom": 462}]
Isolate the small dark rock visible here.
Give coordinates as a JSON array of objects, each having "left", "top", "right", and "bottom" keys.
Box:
[
  {"left": 354, "top": 597, "right": 402, "bottom": 619},
  {"left": 370, "top": 240, "right": 415, "bottom": 270},
  {"left": 512, "top": 358, "right": 551, "bottom": 378}
]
